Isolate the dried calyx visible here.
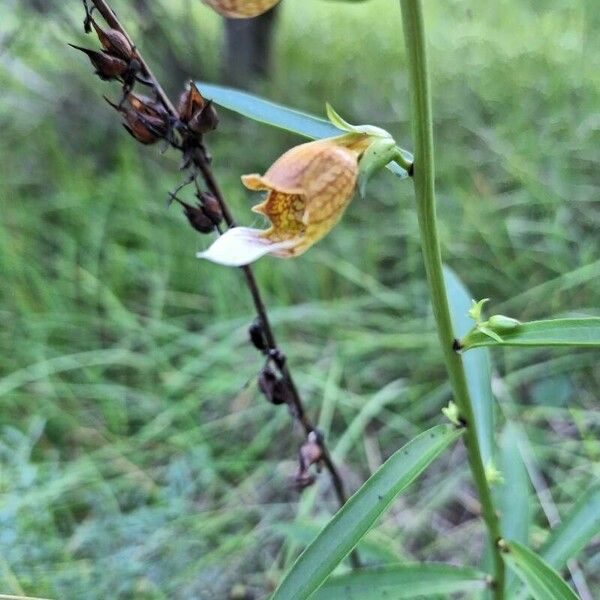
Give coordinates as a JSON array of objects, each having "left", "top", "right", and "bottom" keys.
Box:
[{"left": 294, "top": 431, "right": 324, "bottom": 490}]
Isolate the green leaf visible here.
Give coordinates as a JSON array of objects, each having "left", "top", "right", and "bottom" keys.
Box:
[
  {"left": 443, "top": 266, "right": 495, "bottom": 467},
  {"left": 498, "top": 424, "right": 530, "bottom": 544},
  {"left": 461, "top": 318, "right": 600, "bottom": 350},
  {"left": 272, "top": 425, "right": 463, "bottom": 600},
  {"left": 311, "top": 563, "right": 489, "bottom": 599},
  {"left": 504, "top": 540, "right": 578, "bottom": 600},
  {"left": 540, "top": 483, "right": 600, "bottom": 569},
  {"left": 197, "top": 82, "right": 412, "bottom": 179}
]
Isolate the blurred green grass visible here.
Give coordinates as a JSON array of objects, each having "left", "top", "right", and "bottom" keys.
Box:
[{"left": 0, "top": 0, "right": 599, "bottom": 598}]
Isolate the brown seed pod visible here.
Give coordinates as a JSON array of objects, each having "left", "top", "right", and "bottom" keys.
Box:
[
  {"left": 69, "top": 44, "right": 129, "bottom": 80},
  {"left": 105, "top": 96, "right": 168, "bottom": 145},
  {"left": 126, "top": 93, "right": 168, "bottom": 119},
  {"left": 177, "top": 81, "right": 207, "bottom": 124},
  {"left": 198, "top": 191, "right": 223, "bottom": 225},
  {"left": 188, "top": 100, "right": 219, "bottom": 135},
  {"left": 91, "top": 18, "right": 134, "bottom": 61}
]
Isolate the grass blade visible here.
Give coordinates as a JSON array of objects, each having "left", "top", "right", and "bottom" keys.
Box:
[
  {"left": 540, "top": 483, "right": 600, "bottom": 570},
  {"left": 461, "top": 318, "right": 600, "bottom": 350},
  {"left": 503, "top": 540, "right": 578, "bottom": 600},
  {"left": 311, "top": 563, "right": 489, "bottom": 599},
  {"left": 197, "top": 82, "right": 412, "bottom": 179},
  {"left": 498, "top": 424, "right": 531, "bottom": 544},
  {"left": 272, "top": 425, "right": 463, "bottom": 600},
  {"left": 443, "top": 266, "right": 495, "bottom": 467}
]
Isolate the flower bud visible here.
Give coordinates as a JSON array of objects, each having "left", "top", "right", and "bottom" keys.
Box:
[
  {"left": 201, "top": 0, "right": 281, "bottom": 18},
  {"left": 248, "top": 319, "right": 267, "bottom": 352},
  {"left": 488, "top": 315, "right": 521, "bottom": 331}
]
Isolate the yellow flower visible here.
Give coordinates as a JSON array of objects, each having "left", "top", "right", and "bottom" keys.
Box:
[
  {"left": 198, "top": 134, "right": 372, "bottom": 266},
  {"left": 201, "top": 0, "right": 281, "bottom": 18}
]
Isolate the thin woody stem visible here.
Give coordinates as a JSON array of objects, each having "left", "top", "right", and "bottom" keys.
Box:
[{"left": 87, "top": 0, "right": 357, "bottom": 565}]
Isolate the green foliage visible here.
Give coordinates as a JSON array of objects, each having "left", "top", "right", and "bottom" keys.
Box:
[
  {"left": 504, "top": 540, "right": 579, "bottom": 600},
  {"left": 0, "top": 0, "right": 599, "bottom": 598},
  {"left": 312, "top": 563, "right": 489, "bottom": 599},
  {"left": 272, "top": 425, "right": 463, "bottom": 600}
]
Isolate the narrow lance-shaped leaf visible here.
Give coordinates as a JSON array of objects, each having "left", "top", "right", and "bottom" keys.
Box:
[
  {"left": 460, "top": 317, "right": 600, "bottom": 350},
  {"left": 311, "top": 563, "right": 489, "bottom": 599},
  {"left": 272, "top": 425, "right": 463, "bottom": 600},
  {"left": 503, "top": 540, "right": 578, "bottom": 600},
  {"left": 506, "top": 483, "right": 600, "bottom": 599},
  {"left": 443, "top": 266, "right": 495, "bottom": 468},
  {"left": 540, "top": 483, "right": 600, "bottom": 569},
  {"left": 197, "top": 82, "right": 412, "bottom": 179}
]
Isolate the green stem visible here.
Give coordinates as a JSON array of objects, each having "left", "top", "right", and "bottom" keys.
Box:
[{"left": 399, "top": 2, "right": 505, "bottom": 598}]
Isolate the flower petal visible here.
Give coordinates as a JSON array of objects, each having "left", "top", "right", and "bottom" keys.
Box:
[{"left": 197, "top": 227, "right": 295, "bottom": 267}]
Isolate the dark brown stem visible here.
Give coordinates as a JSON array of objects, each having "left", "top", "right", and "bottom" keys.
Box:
[{"left": 87, "top": 0, "right": 358, "bottom": 567}]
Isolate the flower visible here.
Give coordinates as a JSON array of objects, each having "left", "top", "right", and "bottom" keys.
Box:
[
  {"left": 198, "top": 134, "right": 372, "bottom": 266},
  {"left": 201, "top": 0, "right": 281, "bottom": 18}
]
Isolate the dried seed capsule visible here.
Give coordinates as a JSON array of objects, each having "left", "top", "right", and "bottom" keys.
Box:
[
  {"left": 188, "top": 101, "right": 219, "bottom": 134},
  {"left": 91, "top": 18, "right": 134, "bottom": 61},
  {"left": 69, "top": 44, "right": 129, "bottom": 80},
  {"left": 105, "top": 96, "right": 168, "bottom": 144},
  {"left": 248, "top": 319, "right": 267, "bottom": 352},
  {"left": 199, "top": 191, "right": 223, "bottom": 226},
  {"left": 257, "top": 366, "right": 287, "bottom": 405},
  {"left": 177, "top": 81, "right": 207, "bottom": 124},
  {"left": 182, "top": 202, "right": 215, "bottom": 234}
]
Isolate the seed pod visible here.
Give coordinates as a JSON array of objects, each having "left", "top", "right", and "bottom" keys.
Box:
[
  {"left": 257, "top": 366, "right": 287, "bottom": 405},
  {"left": 181, "top": 202, "right": 215, "bottom": 234},
  {"left": 248, "top": 319, "right": 267, "bottom": 352},
  {"left": 177, "top": 81, "right": 207, "bottom": 124},
  {"left": 69, "top": 44, "right": 129, "bottom": 80},
  {"left": 91, "top": 18, "right": 134, "bottom": 61},
  {"left": 105, "top": 96, "right": 168, "bottom": 144},
  {"left": 198, "top": 191, "right": 223, "bottom": 226},
  {"left": 188, "top": 100, "right": 219, "bottom": 135},
  {"left": 127, "top": 93, "right": 168, "bottom": 119}
]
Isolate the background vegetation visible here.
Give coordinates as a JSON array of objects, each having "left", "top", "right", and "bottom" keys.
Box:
[{"left": 0, "top": 0, "right": 598, "bottom": 598}]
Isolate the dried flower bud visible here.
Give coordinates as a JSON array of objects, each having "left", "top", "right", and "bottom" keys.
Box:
[
  {"left": 69, "top": 44, "right": 129, "bottom": 80},
  {"left": 299, "top": 431, "right": 324, "bottom": 472},
  {"left": 293, "top": 430, "right": 323, "bottom": 490},
  {"left": 257, "top": 366, "right": 287, "bottom": 405},
  {"left": 91, "top": 18, "right": 134, "bottom": 61},
  {"left": 198, "top": 191, "right": 223, "bottom": 225},
  {"left": 248, "top": 319, "right": 268, "bottom": 352}
]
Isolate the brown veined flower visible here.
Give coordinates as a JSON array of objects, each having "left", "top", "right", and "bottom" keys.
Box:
[
  {"left": 201, "top": 0, "right": 281, "bottom": 18},
  {"left": 198, "top": 134, "right": 376, "bottom": 266}
]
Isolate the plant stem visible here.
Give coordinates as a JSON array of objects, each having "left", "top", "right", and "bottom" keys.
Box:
[
  {"left": 87, "top": 0, "right": 357, "bottom": 567},
  {"left": 399, "top": 1, "right": 505, "bottom": 597}
]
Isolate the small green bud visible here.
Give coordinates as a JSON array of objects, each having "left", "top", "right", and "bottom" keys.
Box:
[
  {"left": 442, "top": 401, "right": 461, "bottom": 426},
  {"left": 485, "top": 462, "right": 504, "bottom": 485},
  {"left": 488, "top": 315, "right": 521, "bottom": 331},
  {"left": 357, "top": 137, "right": 397, "bottom": 198},
  {"left": 468, "top": 298, "right": 489, "bottom": 324}
]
